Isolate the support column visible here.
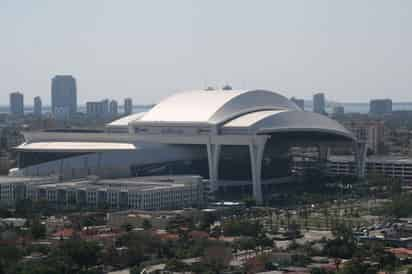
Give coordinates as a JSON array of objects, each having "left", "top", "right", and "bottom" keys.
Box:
[
  {"left": 249, "top": 135, "right": 269, "bottom": 205},
  {"left": 354, "top": 141, "right": 367, "bottom": 178},
  {"left": 207, "top": 143, "right": 221, "bottom": 192},
  {"left": 318, "top": 145, "right": 330, "bottom": 162}
]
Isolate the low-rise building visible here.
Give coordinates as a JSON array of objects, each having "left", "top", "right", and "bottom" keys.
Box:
[
  {"left": 327, "top": 156, "right": 412, "bottom": 183},
  {"left": 1, "top": 175, "right": 206, "bottom": 210}
]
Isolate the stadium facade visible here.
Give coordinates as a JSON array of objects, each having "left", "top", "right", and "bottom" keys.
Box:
[{"left": 12, "top": 89, "right": 362, "bottom": 203}]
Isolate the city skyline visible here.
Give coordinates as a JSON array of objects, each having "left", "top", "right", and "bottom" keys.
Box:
[{"left": 1, "top": 0, "right": 411, "bottom": 105}]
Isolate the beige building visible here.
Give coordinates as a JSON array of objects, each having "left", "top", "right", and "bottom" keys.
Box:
[{"left": 342, "top": 119, "right": 385, "bottom": 154}]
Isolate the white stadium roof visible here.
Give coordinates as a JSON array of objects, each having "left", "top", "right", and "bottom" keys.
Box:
[
  {"left": 137, "top": 89, "right": 300, "bottom": 125},
  {"left": 107, "top": 112, "right": 146, "bottom": 127},
  {"left": 16, "top": 142, "right": 137, "bottom": 152},
  {"left": 101, "top": 88, "right": 355, "bottom": 141}
]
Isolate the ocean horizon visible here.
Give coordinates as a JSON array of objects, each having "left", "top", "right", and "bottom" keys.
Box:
[{"left": 1, "top": 102, "right": 412, "bottom": 115}]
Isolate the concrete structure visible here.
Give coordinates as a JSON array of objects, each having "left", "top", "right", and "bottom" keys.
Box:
[
  {"left": 0, "top": 176, "right": 56, "bottom": 206},
  {"left": 13, "top": 89, "right": 357, "bottom": 204},
  {"left": 124, "top": 98, "right": 133, "bottom": 115},
  {"left": 342, "top": 119, "right": 385, "bottom": 155},
  {"left": 33, "top": 96, "right": 42, "bottom": 117},
  {"left": 9, "top": 92, "right": 24, "bottom": 116},
  {"left": 327, "top": 156, "right": 412, "bottom": 183},
  {"left": 313, "top": 93, "right": 326, "bottom": 115},
  {"left": 51, "top": 75, "right": 77, "bottom": 118},
  {"left": 290, "top": 97, "right": 304, "bottom": 110},
  {"left": 370, "top": 99, "right": 392, "bottom": 116},
  {"left": 109, "top": 100, "right": 118, "bottom": 117},
  {"left": 86, "top": 99, "right": 109, "bottom": 118},
  {"left": 1, "top": 175, "right": 205, "bottom": 210}
]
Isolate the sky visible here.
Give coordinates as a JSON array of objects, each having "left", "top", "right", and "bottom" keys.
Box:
[{"left": 1, "top": 0, "right": 411, "bottom": 105}]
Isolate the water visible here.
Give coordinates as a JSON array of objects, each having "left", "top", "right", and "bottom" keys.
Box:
[{"left": 1, "top": 102, "right": 412, "bottom": 115}]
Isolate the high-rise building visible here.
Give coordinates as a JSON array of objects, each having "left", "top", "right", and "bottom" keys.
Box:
[
  {"left": 86, "top": 99, "right": 109, "bottom": 118},
  {"left": 109, "top": 100, "right": 118, "bottom": 117},
  {"left": 124, "top": 98, "right": 133, "bottom": 115},
  {"left": 313, "top": 93, "right": 326, "bottom": 115},
  {"left": 51, "top": 75, "right": 77, "bottom": 119},
  {"left": 9, "top": 92, "right": 24, "bottom": 116},
  {"left": 370, "top": 99, "right": 392, "bottom": 115},
  {"left": 33, "top": 96, "right": 42, "bottom": 117},
  {"left": 290, "top": 97, "right": 305, "bottom": 110}
]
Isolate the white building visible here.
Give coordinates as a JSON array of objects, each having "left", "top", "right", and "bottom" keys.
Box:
[
  {"left": 2, "top": 175, "right": 205, "bottom": 210},
  {"left": 327, "top": 156, "right": 412, "bottom": 183},
  {"left": 11, "top": 89, "right": 357, "bottom": 203}
]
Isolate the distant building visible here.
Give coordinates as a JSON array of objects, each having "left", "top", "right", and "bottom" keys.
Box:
[
  {"left": 86, "top": 99, "right": 109, "bottom": 118},
  {"left": 109, "top": 100, "right": 118, "bottom": 117},
  {"left": 124, "top": 98, "right": 133, "bottom": 115},
  {"left": 313, "top": 93, "right": 326, "bottom": 115},
  {"left": 290, "top": 97, "right": 305, "bottom": 110},
  {"left": 370, "top": 99, "right": 392, "bottom": 115},
  {"left": 333, "top": 105, "right": 345, "bottom": 117},
  {"left": 33, "top": 96, "right": 42, "bottom": 117},
  {"left": 343, "top": 119, "right": 385, "bottom": 154},
  {"left": 51, "top": 75, "right": 77, "bottom": 119},
  {"left": 9, "top": 92, "right": 24, "bottom": 116}
]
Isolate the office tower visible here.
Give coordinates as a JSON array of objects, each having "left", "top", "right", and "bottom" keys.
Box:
[
  {"left": 9, "top": 92, "right": 24, "bottom": 116},
  {"left": 370, "top": 99, "right": 392, "bottom": 115},
  {"left": 109, "top": 100, "right": 118, "bottom": 116},
  {"left": 290, "top": 97, "right": 305, "bottom": 110},
  {"left": 86, "top": 99, "right": 109, "bottom": 118},
  {"left": 33, "top": 96, "right": 42, "bottom": 116},
  {"left": 51, "top": 75, "right": 77, "bottom": 118},
  {"left": 124, "top": 98, "right": 133, "bottom": 115},
  {"left": 313, "top": 93, "right": 326, "bottom": 115}
]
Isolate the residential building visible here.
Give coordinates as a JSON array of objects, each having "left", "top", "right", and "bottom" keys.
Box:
[
  {"left": 10, "top": 92, "right": 24, "bottom": 116},
  {"left": 124, "top": 98, "right": 133, "bottom": 115},
  {"left": 313, "top": 93, "right": 326, "bottom": 115},
  {"left": 33, "top": 96, "right": 42, "bottom": 117},
  {"left": 109, "top": 100, "right": 118, "bottom": 117},
  {"left": 86, "top": 99, "right": 109, "bottom": 118},
  {"left": 342, "top": 119, "right": 385, "bottom": 154},
  {"left": 51, "top": 75, "right": 77, "bottom": 118}
]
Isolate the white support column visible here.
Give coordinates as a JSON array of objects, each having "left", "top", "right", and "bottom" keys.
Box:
[
  {"left": 249, "top": 135, "right": 269, "bottom": 205},
  {"left": 354, "top": 141, "right": 367, "bottom": 178},
  {"left": 207, "top": 143, "right": 221, "bottom": 192}
]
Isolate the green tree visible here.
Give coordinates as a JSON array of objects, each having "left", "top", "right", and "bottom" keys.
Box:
[
  {"left": 61, "top": 239, "right": 102, "bottom": 270},
  {"left": 142, "top": 219, "right": 152, "bottom": 230},
  {"left": 30, "top": 219, "right": 46, "bottom": 239}
]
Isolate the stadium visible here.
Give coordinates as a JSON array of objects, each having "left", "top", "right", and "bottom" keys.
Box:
[{"left": 12, "top": 89, "right": 362, "bottom": 203}]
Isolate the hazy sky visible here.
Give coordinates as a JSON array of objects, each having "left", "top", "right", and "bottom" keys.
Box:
[{"left": 1, "top": 0, "right": 411, "bottom": 105}]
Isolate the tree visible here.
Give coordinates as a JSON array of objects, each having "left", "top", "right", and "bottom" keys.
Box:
[
  {"left": 61, "top": 239, "right": 102, "bottom": 270},
  {"left": 202, "top": 245, "right": 232, "bottom": 273},
  {"left": 31, "top": 219, "right": 46, "bottom": 239},
  {"left": 142, "top": 219, "right": 152, "bottom": 230}
]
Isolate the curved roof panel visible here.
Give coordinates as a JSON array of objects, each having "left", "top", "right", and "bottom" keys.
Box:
[
  {"left": 15, "top": 142, "right": 137, "bottom": 152},
  {"left": 138, "top": 89, "right": 300, "bottom": 124},
  {"left": 223, "top": 110, "right": 354, "bottom": 141},
  {"left": 107, "top": 112, "right": 146, "bottom": 127},
  {"left": 139, "top": 90, "right": 243, "bottom": 123}
]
